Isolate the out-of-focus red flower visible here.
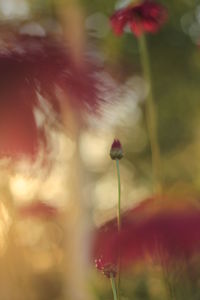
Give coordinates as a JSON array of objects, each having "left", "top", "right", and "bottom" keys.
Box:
[
  {"left": 110, "top": 0, "right": 168, "bottom": 37},
  {"left": 93, "top": 197, "right": 200, "bottom": 269},
  {"left": 0, "top": 26, "right": 102, "bottom": 159},
  {"left": 0, "top": 29, "right": 100, "bottom": 111},
  {"left": 19, "top": 201, "right": 59, "bottom": 219},
  {"left": 93, "top": 219, "right": 119, "bottom": 273}
]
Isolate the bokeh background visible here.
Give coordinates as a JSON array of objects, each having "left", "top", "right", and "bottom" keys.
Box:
[{"left": 0, "top": 0, "right": 200, "bottom": 299}]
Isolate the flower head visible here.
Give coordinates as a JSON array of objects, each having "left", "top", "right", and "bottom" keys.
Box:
[
  {"left": 0, "top": 26, "right": 102, "bottom": 159},
  {"left": 110, "top": 0, "right": 168, "bottom": 37},
  {"left": 93, "top": 197, "right": 200, "bottom": 269},
  {"left": 95, "top": 256, "right": 117, "bottom": 278},
  {"left": 110, "top": 139, "right": 123, "bottom": 160}
]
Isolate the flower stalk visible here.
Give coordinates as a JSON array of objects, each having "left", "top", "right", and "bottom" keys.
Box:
[
  {"left": 110, "top": 276, "right": 118, "bottom": 300},
  {"left": 110, "top": 139, "right": 123, "bottom": 230},
  {"left": 116, "top": 158, "right": 121, "bottom": 300},
  {"left": 110, "top": 139, "right": 123, "bottom": 300},
  {"left": 116, "top": 159, "right": 121, "bottom": 230},
  {"left": 138, "top": 33, "right": 162, "bottom": 194}
]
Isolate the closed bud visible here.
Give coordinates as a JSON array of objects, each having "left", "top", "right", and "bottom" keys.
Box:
[{"left": 110, "top": 139, "right": 123, "bottom": 160}]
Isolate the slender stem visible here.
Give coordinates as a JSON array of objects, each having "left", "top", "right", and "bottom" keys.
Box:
[
  {"left": 110, "top": 276, "right": 118, "bottom": 300},
  {"left": 115, "top": 159, "right": 121, "bottom": 300},
  {"left": 116, "top": 159, "right": 121, "bottom": 230},
  {"left": 161, "top": 265, "right": 176, "bottom": 300},
  {"left": 138, "top": 34, "right": 162, "bottom": 194}
]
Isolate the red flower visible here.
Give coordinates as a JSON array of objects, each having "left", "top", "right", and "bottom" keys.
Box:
[
  {"left": 93, "top": 197, "right": 200, "bottom": 269},
  {"left": 0, "top": 26, "right": 102, "bottom": 159},
  {"left": 119, "top": 208, "right": 200, "bottom": 265},
  {"left": 93, "top": 217, "right": 120, "bottom": 278},
  {"left": 110, "top": 0, "right": 168, "bottom": 37}
]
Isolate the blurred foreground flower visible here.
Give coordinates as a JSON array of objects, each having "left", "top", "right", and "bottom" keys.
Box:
[
  {"left": 19, "top": 201, "right": 59, "bottom": 219},
  {"left": 110, "top": 0, "right": 168, "bottom": 37},
  {"left": 0, "top": 26, "right": 102, "bottom": 159},
  {"left": 93, "top": 217, "right": 119, "bottom": 273},
  {"left": 93, "top": 197, "right": 200, "bottom": 269}
]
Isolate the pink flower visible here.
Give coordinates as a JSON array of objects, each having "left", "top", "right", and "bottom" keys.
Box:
[
  {"left": 110, "top": 139, "right": 123, "bottom": 160},
  {"left": 110, "top": 0, "right": 168, "bottom": 37}
]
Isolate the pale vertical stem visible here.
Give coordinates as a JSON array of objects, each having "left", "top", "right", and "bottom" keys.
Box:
[
  {"left": 138, "top": 34, "right": 162, "bottom": 194},
  {"left": 110, "top": 276, "right": 118, "bottom": 300},
  {"left": 115, "top": 159, "right": 121, "bottom": 300},
  {"left": 58, "top": 89, "right": 92, "bottom": 300},
  {"left": 53, "top": 0, "right": 90, "bottom": 297},
  {"left": 161, "top": 264, "right": 176, "bottom": 300},
  {"left": 55, "top": 0, "right": 86, "bottom": 67}
]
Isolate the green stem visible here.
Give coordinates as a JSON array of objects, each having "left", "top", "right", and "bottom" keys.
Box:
[
  {"left": 162, "top": 265, "right": 176, "bottom": 300},
  {"left": 110, "top": 276, "right": 118, "bottom": 300},
  {"left": 116, "top": 159, "right": 121, "bottom": 230},
  {"left": 115, "top": 159, "right": 121, "bottom": 300},
  {"left": 138, "top": 34, "right": 162, "bottom": 194}
]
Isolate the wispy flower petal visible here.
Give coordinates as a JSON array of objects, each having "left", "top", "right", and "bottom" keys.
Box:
[{"left": 110, "top": 0, "right": 168, "bottom": 37}]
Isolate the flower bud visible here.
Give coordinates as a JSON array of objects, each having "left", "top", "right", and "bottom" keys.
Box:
[{"left": 110, "top": 139, "right": 123, "bottom": 160}]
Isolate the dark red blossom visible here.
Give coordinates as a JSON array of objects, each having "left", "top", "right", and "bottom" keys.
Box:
[
  {"left": 110, "top": 0, "right": 168, "bottom": 37},
  {"left": 19, "top": 201, "right": 59, "bottom": 219},
  {"left": 93, "top": 197, "right": 200, "bottom": 269},
  {"left": 110, "top": 139, "right": 123, "bottom": 160}
]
